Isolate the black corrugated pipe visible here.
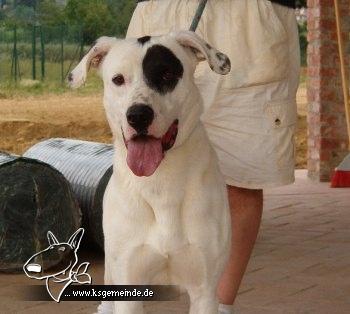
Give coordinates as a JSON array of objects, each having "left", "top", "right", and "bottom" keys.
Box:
[
  {"left": 0, "top": 152, "right": 81, "bottom": 272},
  {"left": 24, "top": 139, "right": 114, "bottom": 250}
]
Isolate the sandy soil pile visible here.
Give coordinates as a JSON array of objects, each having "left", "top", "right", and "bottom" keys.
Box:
[
  {"left": 0, "top": 88, "right": 307, "bottom": 168},
  {"left": 0, "top": 93, "right": 112, "bottom": 155}
]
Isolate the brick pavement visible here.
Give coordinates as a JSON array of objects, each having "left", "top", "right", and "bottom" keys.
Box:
[{"left": 1, "top": 170, "right": 349, "bottom": 313}]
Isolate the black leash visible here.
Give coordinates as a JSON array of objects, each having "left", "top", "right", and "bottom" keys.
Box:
[{"left": 189, "top": 0, "right": 208, "bottom": 32}]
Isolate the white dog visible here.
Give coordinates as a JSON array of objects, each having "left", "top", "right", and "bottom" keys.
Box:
[{"left": 69, "top": 31, "right": 231, "bottom": 314}]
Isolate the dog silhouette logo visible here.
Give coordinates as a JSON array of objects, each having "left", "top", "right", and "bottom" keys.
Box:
[{"left": 23, "top": 228, "right": 91, "bottom": 302}]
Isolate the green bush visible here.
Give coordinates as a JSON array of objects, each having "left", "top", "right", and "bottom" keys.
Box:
[
  {"left": 64, "top": 0, "right": 136, "bottom": 44},
  {"left": 298, "top": 21, "right": 307, "bottom": 67}
]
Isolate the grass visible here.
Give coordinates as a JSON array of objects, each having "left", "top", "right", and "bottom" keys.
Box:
[
  {"left": 0, "top": 77, "right": 103, "bottom": 98},
  {"left": 0, "top": 43, "right": 83, "bottom": 62},
  {"left": 0, "top": 42, "right": 93, "bottom": 97},
  {"left": 0, "top": 67, "right": 103, "bottom": 98},
  {"left": 299, "top": 67, "right": 307, "bottom": 85}
]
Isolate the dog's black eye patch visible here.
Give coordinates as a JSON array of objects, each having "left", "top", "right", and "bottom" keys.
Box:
[
  {"left": 138, "top": 36, "right": 151, "bottom": 45},
  {"left": 142, "top": 45, "right": 184, "bottom": 95}
]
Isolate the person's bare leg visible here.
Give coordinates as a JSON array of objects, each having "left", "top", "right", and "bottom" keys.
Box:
[{"left": 217, "top": 186, "right": 263, "bottom": 306}]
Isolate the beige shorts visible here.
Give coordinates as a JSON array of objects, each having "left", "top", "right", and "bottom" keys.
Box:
[{"left": 127, "top": 0, "right": 300, "bottom": 189}]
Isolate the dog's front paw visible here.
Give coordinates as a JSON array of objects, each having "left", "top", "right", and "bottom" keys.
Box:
[{"left": 95, "top": 301, "right": 113, "bottom": 314}]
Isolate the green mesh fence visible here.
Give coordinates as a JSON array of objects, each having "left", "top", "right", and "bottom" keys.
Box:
[{"left": 0, "top": 25, "right": 85, "bottom": 83}]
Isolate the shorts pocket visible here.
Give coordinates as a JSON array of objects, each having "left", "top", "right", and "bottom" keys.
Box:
[
  {"left": 263, "top": 100, "right": 297, "bottom": 170},
  {"left": 263, "top": 99, "right": 297, "bottom": 131}
]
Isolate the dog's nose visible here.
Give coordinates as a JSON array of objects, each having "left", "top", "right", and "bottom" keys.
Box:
[
  {"left": 26, "top": 263, "right": 41, "bottom": 273},
  {"left": 126, "top": 104, "right": 154, "bottom": 134}
]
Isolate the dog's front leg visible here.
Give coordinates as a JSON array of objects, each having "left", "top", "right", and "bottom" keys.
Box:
[
  {"left": 112, "top": 245, "right": 168, "bottom": 314},
  {"left": 98, "top": 255, "right": 144, "bottom": 314},
  {"left": 96, "top": 255, "right": 115, "bottom": 314},
  {"left": 188, "top": 286, "right": 218, "bottom": 314},
  {"left": 113, "top": 301, "right": 143, "bottom": 314},
  {"left": 96, "top": 263, "right": 144, "bottom": 314},
  {"left": 111, "top": 254, "right": 144, "bottom": 314}
]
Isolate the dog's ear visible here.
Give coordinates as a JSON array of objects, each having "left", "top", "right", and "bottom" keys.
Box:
[
  {"left": 174, "top": 30, "right": 231, "bottom": 75},
  {"left": 67, "top": 228, "right": 84, "bottom": 251},
  {"left": 47, "top": 231, "right": 59, "bottom": 246},
  {"left": 68, "top": 36, "right": 118, "bottom": 88}
]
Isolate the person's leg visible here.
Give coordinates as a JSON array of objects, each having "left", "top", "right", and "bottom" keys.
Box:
[{"left": 217, "top": 186, "right": 263, "bottom": 306}]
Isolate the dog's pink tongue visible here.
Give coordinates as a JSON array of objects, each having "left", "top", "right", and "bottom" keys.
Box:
[{"left": 127, "top": 137, "right": 164, "bottom": 177}]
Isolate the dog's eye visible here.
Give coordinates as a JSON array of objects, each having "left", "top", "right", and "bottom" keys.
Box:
[
  {"left": 112, "top": 74, "right": 125, "bottom": 86},
  {"left": 162, "top": 71, "right": 174, "bottom": 81}
]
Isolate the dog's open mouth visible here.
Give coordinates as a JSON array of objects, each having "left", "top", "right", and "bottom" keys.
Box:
[{"left": 124, "top": 119, "right": 178, "bottom": 177}]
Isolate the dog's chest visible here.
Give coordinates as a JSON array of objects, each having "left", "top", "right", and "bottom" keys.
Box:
[
  {"left": 143, "top": 186, "right": 191, "bottom": 254},
  {"left": 149, "top": 208, "right": 189, "bottom": 254},
  {"left": 105, "top": 172, "right": 196, "bottom": 254}
]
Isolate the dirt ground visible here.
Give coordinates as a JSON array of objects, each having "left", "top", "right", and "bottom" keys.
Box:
[
  {"left": 0, "top": 92, "right": 112, "bottom": 154},
  {"left": 0, "top": 87, "right": 307, "bottom": 168}
]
